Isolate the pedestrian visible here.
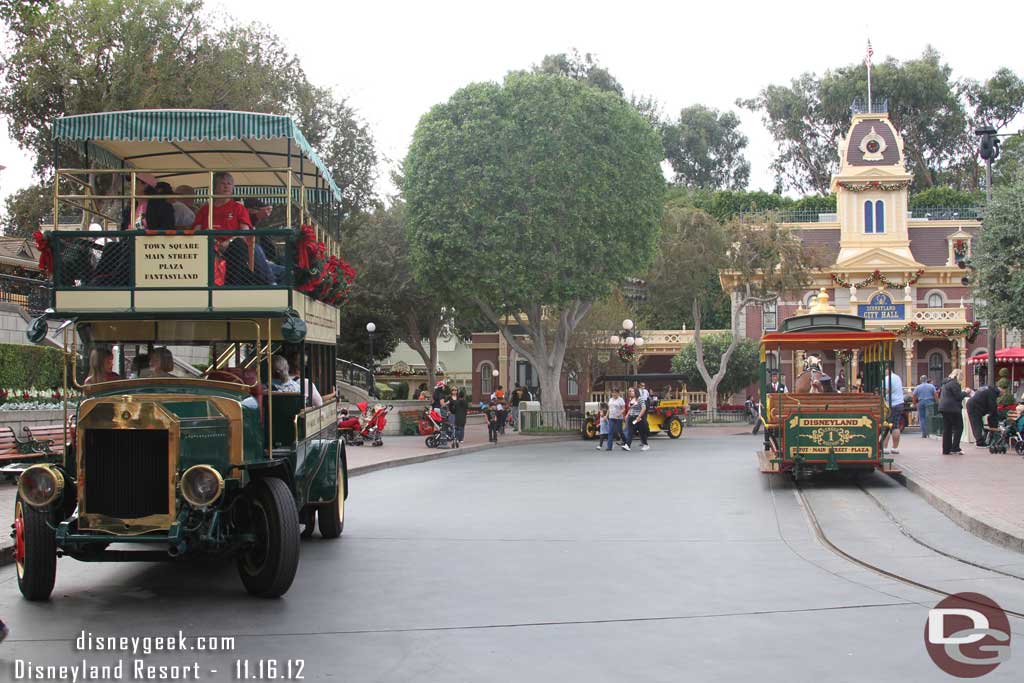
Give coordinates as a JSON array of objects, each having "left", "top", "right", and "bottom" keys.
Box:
[
  {"left": 510, "top": 383, "right": 525, "bottom": 431},
  {"left": 638, "top": 382, "right": 650, "bottom": 404},
  {"left": 431, "top": 380, "right": 446, "bottom": 409},
  {"left": 836, "top": 368, "right": 847, "bottom": 393},
  {"left": 605, "top": 388, "right": 626, "bottom": 452},
  {"left": 882, "top": 367, "right": 905, "bottom": 455},
  {"left": 624, "top": 387, "right": 649, "bottom": 451},
  {"left": 494, "top": 393, "right": 507, "bottom": 434},
  {"left": 939, "top": 369, "right": 970, "bottom": 455},
  {"left": 967, "top": 383, "right": 1000, "bottom": 448},
  {"left": 486, "top": 400, "right": 500, "bottom": 443},
  {"left": 595, "top": 403, "right": 609, "bottom": 450},
  {"left": 912, "top": 375, "right": 937, "bottom": 439},
  {"left": 448, "top": 387, "right": 468, "bottom": 446}
]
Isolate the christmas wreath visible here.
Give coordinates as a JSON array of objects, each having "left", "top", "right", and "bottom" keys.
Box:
[
  {"left": 617, "top": 345, "right": 636, "bottom": 362},
  {"left": 32, "top": 231, "right": 53, "bottom": 275},
  {"left": 831, "top": 269, "right": 925, "bottom": 290}
]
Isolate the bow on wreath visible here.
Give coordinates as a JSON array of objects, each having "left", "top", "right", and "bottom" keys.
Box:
[{"left": 33, "top": 231, "right": 53, "bottom": 275}]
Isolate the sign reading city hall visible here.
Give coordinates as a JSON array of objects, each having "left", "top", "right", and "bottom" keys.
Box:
[
  {"left": 857, "top": 292, "right": 904, "bottom": 321},
  {"left": 134, "top": 235, "right": 208, "bottom": 288}
]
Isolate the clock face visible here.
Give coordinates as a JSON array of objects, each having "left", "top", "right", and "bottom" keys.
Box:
[{"left": 866, "top": 140, "right": 881, "bottom": 154}]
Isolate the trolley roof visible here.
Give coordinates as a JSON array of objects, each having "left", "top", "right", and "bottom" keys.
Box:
[
  {"left": 760, "top": 330, "right": 898, "bottom": 350},
  {"left": 53, "top": 109, "right": 342, "bottom": 202}
]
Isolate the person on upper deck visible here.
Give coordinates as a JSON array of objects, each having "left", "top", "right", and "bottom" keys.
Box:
[
  {"left": 172, "top": 185, "right": 196, "bottom": 227},
  {"left": 85, "top": 348, "right": 121, "bottom": 385},
  {"left": 192, "top": 172, "right": 278, "bottom": 285}
]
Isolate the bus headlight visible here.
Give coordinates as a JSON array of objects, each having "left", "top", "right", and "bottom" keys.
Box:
[
  {"left": 180, "top": 465, "right": 224, "bottom": 508},
  {"left": 18, "top": 465, "right": 64, "bottom": 507}
]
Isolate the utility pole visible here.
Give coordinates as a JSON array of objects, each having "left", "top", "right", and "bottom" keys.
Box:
[{"left": 976, "top": 126, "right": 1000, "bottom": 386}]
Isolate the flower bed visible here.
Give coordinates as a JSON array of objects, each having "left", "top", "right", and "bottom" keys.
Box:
[{"left": 0, "top": 388, "right": 80, "bottom": 411}]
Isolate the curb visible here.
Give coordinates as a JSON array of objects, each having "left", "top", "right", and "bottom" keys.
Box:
[
  {"left": 890, "top": 465, "right": 1024, "bottom": 554},
  {"left": 0, "top": 434, "right": 579, "bottom": 567}
]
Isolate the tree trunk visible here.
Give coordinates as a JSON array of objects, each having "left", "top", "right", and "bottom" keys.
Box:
[
  {"left": 404, "top": 314, "right": 441, "bottom": 392},
  {"left": 693, "top": 289, "right": 759, "bottom": 422}
]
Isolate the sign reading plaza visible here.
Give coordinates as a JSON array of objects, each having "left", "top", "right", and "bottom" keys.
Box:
[{"left": 134, "top": 235, "right": 208, "bottom": 288}]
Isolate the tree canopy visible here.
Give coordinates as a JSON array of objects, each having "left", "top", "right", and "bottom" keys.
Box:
[
  {"left": 662, "top": 105, "right": 750, "bottom": 190},
  {"left": 0, "top": 0, "right": 378, "bottom": 235},
  {"left": 740, "top": 47, "right": 1024, "bottom": 194},
  {"left": 974, "top": 173, "right": 1024, "bottom": 331},
  {"left": 404, "top": 72, "right": 664, "bottom": 411},
  {"left": 671, "top": 333, "right": 760, "bottom": 401}
]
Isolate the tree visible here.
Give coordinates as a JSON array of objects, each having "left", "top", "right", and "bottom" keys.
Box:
[
  {"left": 993, "top": 134, "right": 1024, "bottom": 187},
  {"left": 532, "top": 49, "right": 623, "bottom": 96},
  {"left": 649, "top": 206, "right": 820, "bottom": 416},
  {"left": 0, "top": 0, "right": 377, "bottom": 229},
  {"left": 974, "top": 173, "right": 1024, "bottom": 331},
  {"left": 662, "top": 104, "right": 750, "bottom": 190},
  {"left": 740, "top": 48, "right": 1024, "bottom": 194},
  {"left": 671, "top": 333, "right": 760, "bottom": 402},
  {"left": 562, "top": 291, "right": 633, "bottom": 402},
  {"left": 2, "top": 182, "right": 50, "bottom": 237},
  {"left": 344, "top": 202, "right": 481, "bottom": 389},
  {"left": 404, "top": 73, "right": 664, "bottom": 414}
]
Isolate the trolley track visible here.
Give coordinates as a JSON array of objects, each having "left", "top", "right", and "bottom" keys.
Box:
[{"left": 792, "top": 477, "right": 1024, "bottom": 621}]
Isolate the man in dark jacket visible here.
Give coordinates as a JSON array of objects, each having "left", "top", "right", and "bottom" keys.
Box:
[{"left": 967, "top": 385, "right": 1001, "bottom": 447}]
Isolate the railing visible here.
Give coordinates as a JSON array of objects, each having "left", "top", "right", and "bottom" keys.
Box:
[
  {"left": 0, "top": 273, "right": 51, "bottom": 315},
  {"left": 519, "top": 410, "right": 585, "bottom": 433},
  {"left": 913, "top": 308, "right": 967, "bottom": 324},
  {"left": 337, "top": 359, "right": 375, "bottom": 397},
  {"left": 850, "top": 98, "right": 889, "bottom": 115},
  {"left": 686, "top": 408, "right": 749, "bottom": 424},
  {"left": 587, "top": 390, "right": 706, "bottom": 406},
  {"left": 741, "top": 209, "right": 839, "bottom": 224},
  {"left": 907, "top": 207, "right": 983, "bottom": 221}
]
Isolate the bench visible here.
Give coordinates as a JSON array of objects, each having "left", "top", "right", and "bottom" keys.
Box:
[
  {"left": 22, "top": 424, "right": 71, "bottom": 457},
  {"left": 0, "top": 426, "right": 52, "bottom": 482}
]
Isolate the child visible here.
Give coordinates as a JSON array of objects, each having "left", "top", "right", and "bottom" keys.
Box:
[
  {"left": 596, "top": 403, "right": 609, "bottom": 450},
  {"left": 486, "top": 400, "right": 500, "bottom": 443}
]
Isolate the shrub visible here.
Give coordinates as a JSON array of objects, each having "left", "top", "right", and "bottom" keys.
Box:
[{"left": 0, "top": 343, "right": 66, "bottom": 389}]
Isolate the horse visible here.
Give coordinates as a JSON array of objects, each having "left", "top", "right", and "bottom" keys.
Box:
[{"left": 793, "top": 354, "right": 834, "bottom": 393}]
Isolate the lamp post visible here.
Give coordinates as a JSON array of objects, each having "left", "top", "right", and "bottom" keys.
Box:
[
  {"left": 976, "top": 126, "right": 1001, "bottom": 386},
  {"left": 366, "top": 321, "right": 376, "bottom": 397},
  {"left": 611, "top": 319, "right": 645, "bottom": 376}
]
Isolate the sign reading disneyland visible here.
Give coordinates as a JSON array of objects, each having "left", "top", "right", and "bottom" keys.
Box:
[{"left": 858, "top": 292, "right": 904, "bottom": 321}]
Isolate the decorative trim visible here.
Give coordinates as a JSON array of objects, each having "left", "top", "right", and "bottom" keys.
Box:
[
  {"left": 892, "top": 320, "right": 981, "bottom": 342},
  {"left": 831, "top": 269, "right": 925, "bottom": 289},
  {"left": 838, "top": 181, "right": 911, "bottom": 192}
]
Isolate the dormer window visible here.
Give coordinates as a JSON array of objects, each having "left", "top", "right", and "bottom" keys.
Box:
[{"left": 864, "top": 200, "right": 885, "bottom": 233}]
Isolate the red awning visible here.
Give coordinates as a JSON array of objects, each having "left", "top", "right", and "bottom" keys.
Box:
[{"left": 967, "top": 347, "right": 1024, "bottom": 365}]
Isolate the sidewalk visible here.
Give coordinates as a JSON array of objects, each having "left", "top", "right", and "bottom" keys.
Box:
[
  {"left": 891, "top": 429, "right": 1024, "bottom": 553},
  {"left": 0, "top": 419, "right": 573, "bottom": 565}
]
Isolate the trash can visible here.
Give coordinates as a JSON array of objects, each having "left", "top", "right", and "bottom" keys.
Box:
[
  {"left": 519, "top": 400, "right": 540, "bottom": 431},
  {"left": 925, "top": 402, "right": 943, "bottom": 437}
]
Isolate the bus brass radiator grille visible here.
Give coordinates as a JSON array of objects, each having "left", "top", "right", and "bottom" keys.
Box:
[{"left": 84, "top": 429, "right": 170, "bottom": 518}]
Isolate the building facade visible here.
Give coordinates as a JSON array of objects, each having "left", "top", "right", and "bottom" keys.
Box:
[{"left": 729, "top": 106, "right": 992, "bottom": 389}]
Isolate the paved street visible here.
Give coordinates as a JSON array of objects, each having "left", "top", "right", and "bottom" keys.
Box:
[{"left": 3, "top": 428, "right": 1024, "bottom": 681}]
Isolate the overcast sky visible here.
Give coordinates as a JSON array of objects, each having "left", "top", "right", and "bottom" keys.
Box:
[{"left": 1, "top": 0, "right": 1021, "bottom": 217}]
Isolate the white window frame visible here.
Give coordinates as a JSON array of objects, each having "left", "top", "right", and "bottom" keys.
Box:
[
  {"left": 925, "top": 290, "right": 945, "bottom": 309},
  {"left": 567, "top": 370, "right": 579, "bottom": 397},
  {"left": 479, "top": 362, "right": 494, "bottom": 395},
  {"left": 762, "top": 299, "right": 778, "bottom": 332}
]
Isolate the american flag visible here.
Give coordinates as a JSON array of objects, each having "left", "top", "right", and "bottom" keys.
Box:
[{"left": 866, "top": 40, "right": 874, "bottom": 66}]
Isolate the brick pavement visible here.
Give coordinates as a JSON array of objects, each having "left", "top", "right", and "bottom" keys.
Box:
[{"left": 891, "top": 429, "right": 1024, "bottom": 552}]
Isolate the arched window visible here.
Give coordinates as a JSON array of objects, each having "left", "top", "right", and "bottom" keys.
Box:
[
  {"left": 875, "top": 200, "right": 885, "bottom": 233},
  {"left": 864, "top": 200, "right": 874, "bottom": 233},
  {"left": 927, "top": 292, "right": 944, "bottom": 308},
  {"left": 766, "top": 352, "right": 779, "bottom": 372},
  {"left": 928, "top": 353, "right": 945, "bottom": 383},
  {"left": 567, "top": 370, "right": 579, "bottom": 397},
  {"left": 480, "top": 363, "right": 493, "bottom": 395},
  {"left": 804, "top": 291, "right": 817, "bottom": 309}
]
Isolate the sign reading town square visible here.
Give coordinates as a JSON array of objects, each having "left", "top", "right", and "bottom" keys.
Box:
[
  {"left": 134, "top": 235, "right": 208, "bottom": 288},
  {"left": 858, "top": 292, "right": 904, "bottom": 321}
]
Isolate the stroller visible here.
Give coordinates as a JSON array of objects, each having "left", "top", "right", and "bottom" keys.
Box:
[
  {"left": 338, "top": 402, "right": 392, "bottom": 447},
  {"left": 420, "top": 407, "right": 456, "bottom": 449},
  {"left": 988, "top": 406, "right": 1024, "bottom": 455}
]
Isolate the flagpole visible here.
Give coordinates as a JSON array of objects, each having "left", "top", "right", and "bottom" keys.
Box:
[{"left": 866, "top": 39, "right": 873, "bottom": 112}]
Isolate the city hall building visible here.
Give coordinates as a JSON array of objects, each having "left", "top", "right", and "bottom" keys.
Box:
[{"left": 728, "top": 104, "right": 1006, "bottom": 389}]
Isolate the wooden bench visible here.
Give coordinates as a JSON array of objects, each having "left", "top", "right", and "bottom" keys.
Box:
[
  {"left": 22, "top": 424, "right": 71, "bottom": 457},
  {"left": 0, "top": 426, "right": 49, "bottom": 463}
]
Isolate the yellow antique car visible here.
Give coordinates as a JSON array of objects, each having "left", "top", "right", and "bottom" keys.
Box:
[{"left": 583, "top": 373, "right": 688, "bottom": 440}]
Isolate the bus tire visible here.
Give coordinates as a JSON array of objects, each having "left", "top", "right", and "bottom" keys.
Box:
[{"left": 237, "top": 478, "right": 300, "bottom": 598}]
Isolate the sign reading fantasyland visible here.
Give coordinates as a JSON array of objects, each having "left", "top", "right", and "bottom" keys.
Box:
[
  {"left": 134, "top": 235, "right": 208, "bottom": 288},
  {"left": 858, "top": 292, "right": 904, "bottom": 321}
]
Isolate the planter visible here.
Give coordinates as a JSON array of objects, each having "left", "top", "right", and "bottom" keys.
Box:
[{"left": 0, "top": 407, "right": 68, "bottom": 437}]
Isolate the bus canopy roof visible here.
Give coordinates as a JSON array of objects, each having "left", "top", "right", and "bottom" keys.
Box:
[
  {"left": 52, "top": 109, "right": 342, "bottom": 202},
  {"left": 760, "top": 330, "right": 898, "bottom": 350}
]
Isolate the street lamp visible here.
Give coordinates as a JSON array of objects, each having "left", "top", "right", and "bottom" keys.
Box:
[
  {"left": 611, "top": 319, "right": 644, "bottom": 370},
  {"left": 366, "top": 321, "right": 376, "bottom": 396}
]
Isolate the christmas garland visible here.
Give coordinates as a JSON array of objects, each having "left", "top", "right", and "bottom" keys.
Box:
[
  {"left": 830, "top": 269, "right": 925, "bottom": 290},
  {"left": 836, "top": 350, "right": 854, "bottom": 365},
  {"left": 837, "top": 181, "right": 911, "bottom": 192},
  {"left": 617, "top": 345, "right": 636, "bottom": 362},
  {"left": 892, "top": 320, "right": 981, "bottom": 342},
  {"left": 294, "top": 225, "right": 356, "bottom": 306},
  {"left": 953, "top": 240, "right": 968, "bottom": 259}
]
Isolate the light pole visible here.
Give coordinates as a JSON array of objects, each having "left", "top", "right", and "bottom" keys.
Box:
[
  {"left": 610, "top": 319, "right": 645, "bottom": 376},
  {"left": 976, "top": 126, "right": 1001, "bottom": 386},
  {"left": 366, "top": 321, "right": 376, "bottom": 397}
]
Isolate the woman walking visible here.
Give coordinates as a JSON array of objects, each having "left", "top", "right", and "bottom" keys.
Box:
[
  {"left": 939, "top": 369, "right": 971, "bottom": 455},
  {"left": 624, "top": 387, "right": 650, "bottom": 451},
  {"left": 448, "top": 387, "right": 468, "bottom": 447}
]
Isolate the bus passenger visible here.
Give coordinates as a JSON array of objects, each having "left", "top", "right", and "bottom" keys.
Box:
[
  {"left": 149, "top": 347, "right": 175, "bottom": 377},
  {"left": 172, "top": 185, "right": 196, "bottom": 227},
  {"left": 271, "top": 355, "right": 301, "bottom": 392},
  {"left": 85, "top": 348, "right": 121, "bottom": 385}
]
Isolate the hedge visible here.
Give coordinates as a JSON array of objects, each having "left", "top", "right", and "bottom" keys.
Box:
[{"left": 0, "top": 343, "right": 66, "bottom": 389}]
